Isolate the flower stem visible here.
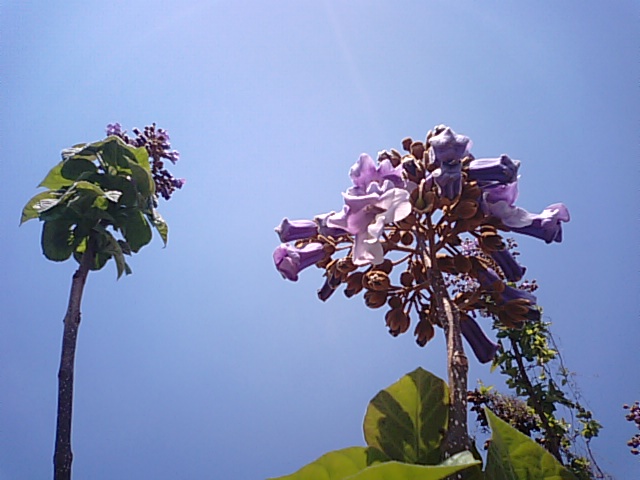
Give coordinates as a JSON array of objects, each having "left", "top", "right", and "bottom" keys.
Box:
[{"left": 53, "top": 240, "right": 94, "bottom": 480}]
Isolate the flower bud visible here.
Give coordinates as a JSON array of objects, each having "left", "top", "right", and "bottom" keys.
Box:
[
  {"left": 344, "top": 272, "right": 365, "bottom": 298},
  {"left": 410, "top": 141, "right": 425, "bottom": 161},
  {"left": 414, "top": 314, "right": 435, "bottom": 347},
  {"left": 453, "top": 255, "right": 472, "bottom": 273},
  {"left": 452, "top": 199, "right": 478, "bottom": 220},
  {"left": 400, "top": 270, "right": 414, "bottom": 287}
]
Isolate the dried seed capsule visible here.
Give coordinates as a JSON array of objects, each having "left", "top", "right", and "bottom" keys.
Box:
[
  {"left": 414, "top": 318, "right": 435, "bottom": 347},
  {"left": 336, "top": 257, "right": 357, "bottom": 274},
  {"left": 388, "top": 295, "right": 402, "bottom": 309},
  {"left": 453, "top": 255, "right": 472, "bottom": 273},
  {"left": 400, "top": 270, "right": 414, "bottom": 287},
  {"left": 344, "top": 272, "right": 365, "bottom": 298},
  {"left": 410, "top": 141, "right": 425, "bottom": 160},
  {"left": 364, "top": 290, "right": 387, "bottom": 309},
  {"left": 373, "top": 259, "right": 393, "bottom": 274},
  {"left": 401, "top": 137, "right": 413, "bottom": 152},
  {"left": 385, "top": 308, "right": 410, "bottom": 336},
  {"left": 364, "top": 270, "right": 391, "bottom": 291},
  {"left": 401, "top": 231, "right": 414, "bottom": 245}
]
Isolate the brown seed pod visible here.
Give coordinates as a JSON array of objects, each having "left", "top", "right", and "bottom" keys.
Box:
[
  {"left": 400, "top": 270, "right": 414, "bottom": 287},
  {"left": 453, "top": 199, "right": 478, "bottom": 220},
  {"left": 385, "top": 308, "right": 410, "bottom": 336},
  {"left": 414, "top": 317, "right": 435, "bottom": 347},
  {"left": 364, "top": 290, "right": 387, "bottom": 309},
  {"left": 436, "top": 254, "right": 456, "bottom": 274},
  {"left": 400, "top": 231, "right": 414, "bottom": 246},
  {"left": 453, "top": 255, "right": 472, "bottom": 273},
  {"left": 410, "top": 141, "right": 425, "bottom": 161},
  {"left": 411, "top": 261, "right": 428, "bottom": 284},
  {"left": 401, "top": 137, "right": 413, "bottom": 152},
  {"left": 388, "top": 295, "right": 402, "bottom": 309},
  {"left": 373, "top": 258, "right": 394, "bottom": 274},
  {"left": 363, "top": 270, "right": 391, "bottom": 291},
  {"left": 344, "top": 272, "right": 365, "bottom": 298},
  {"left": 336, "top": 257, "right": 357, "bottom": 274}
]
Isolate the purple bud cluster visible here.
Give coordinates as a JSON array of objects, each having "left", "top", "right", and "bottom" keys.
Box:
[
  {"left": 624, "top": 401, "right": 640, "bottom": 455},
  {"left": 106, "top": 123, "right": 185, "bottom": 200}
]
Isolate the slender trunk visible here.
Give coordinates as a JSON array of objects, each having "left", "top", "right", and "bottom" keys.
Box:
[
  {"left": 430, "top": 269, "right": 470, "bottom": 458},
  {"left": 53, "top": 243, "right": 94, "bottom": 480}
]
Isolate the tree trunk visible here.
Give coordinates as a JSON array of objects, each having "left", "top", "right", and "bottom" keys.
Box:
[
  {"left": 53, "top": 244, "right": 94, "bottom": 480},
  {"left": 430, "top": 269, "right": 470, "bottom": 459}
]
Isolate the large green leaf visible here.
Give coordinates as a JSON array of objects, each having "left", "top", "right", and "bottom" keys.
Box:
[
  {"left": 20, "top": 190, "right": 62, "bottom": 224},
  {"left": 119, "top": 210, "right": 152, "bottom": 252},
  {"left": 41, "top": 219, "right": 74, "bottom": 261},
  {"left": 149, "top": 209, "right": 168, "bottom": 245},
  {"left": 38, "top": 161, "right": 74, "bottom": 189},
  {"left": 484, "top": 409, "right": 577, "bottom": 480},
  {"left": 348, "top": 451, "right": 480, "bottom": 480},
  {"left": 363, "top": 367, "right": 449, "bottom": 465},
  {"left": 127, "top": 159, "right": 154, "bottom": 198},
  {"left": 267, "top": 447, "right": 387, "bottom": 480},
  {"left": 268, "top": 448, "right": 479, "bottom": 480},
  {"left": 60, "top": 157, "right": 98, "bottom": 181}
]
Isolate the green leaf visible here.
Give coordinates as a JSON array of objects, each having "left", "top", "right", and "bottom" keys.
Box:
[
  {"left": 60, "top": 157, "right": 98, "bottom": 181},
  {"left": 41, "top": 219, "right": 74, "bottom": 261},
  {"left": 119, "top": 210, "right": 152, "bottom": 252},
  {"left": 98, "top": 229, "right": 130, "bottom": 279},
  {"left": 20, "top": 190, "right": 62, "bottom": 224},
  {"left": 484, "top": 409, "right": 577, "bottom": 480},
  {"left": 268, "top": 449, "right": 480, "bottom": 480},
  {"left": 363, "top": 367, "right": 449, "bottom": 465},
  {"left": 348, "top": 452, "right": 480, "bottom": 480},
  {"left": 150, "top": 209, "right": 168, "bottom": 245},
  {"left": 38, "top": 161, "right": 74, "bottom": 189},
  {"left": 127, "top": 159, "right": 154, "bottom": 198},
  {"left": 267, "top": 447, "right": 388, "bottom": 480},
  {"left": 129, "top": 145, "right": 151, "bottom": 171}
]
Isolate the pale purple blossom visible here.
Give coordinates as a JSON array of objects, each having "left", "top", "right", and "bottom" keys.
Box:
[
  {"left": 327, "top": 154, "right": 411, "bottom": 266},
  {"left": 482, "top": 182, "right": 570, "bottom": 243},
  {"left": 106, "top": 123, "right": 123, "bottom": 136},
  {"left": 273, "top": 243, "right": 325, "bottom": 281},
  {"left": 275, "top": 218, "right": 318, "bottom": 243},
  {"left": 314, "top": 212, "right": 348, "bottom": 238}
]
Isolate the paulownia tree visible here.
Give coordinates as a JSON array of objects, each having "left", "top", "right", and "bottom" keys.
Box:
[{"left": 21, "top": 124, "right": 183, "bottom": 480}]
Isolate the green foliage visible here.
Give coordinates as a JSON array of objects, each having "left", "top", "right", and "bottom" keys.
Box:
[
  {"left": 363, "top": 367, "right": 449, "bottom": 465},
  {"left": 487, "top": 316, "right": 605, "bottom": 479},
  {"left": 485, "top": 409, "right": 577, "bottom": 480},
  {"left": 21, "top": 136, "right": 168, "bottom": 277},
  {"left": 270, "top": 368, "right": 581, "bottom": 480}
]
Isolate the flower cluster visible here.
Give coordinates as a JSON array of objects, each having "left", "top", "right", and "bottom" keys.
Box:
[
  {"left": 272, "top": 126, "right": 569, "bottom": 364},
  {"left": 106, "top": 123, "right": 185, "bottom": 200}
]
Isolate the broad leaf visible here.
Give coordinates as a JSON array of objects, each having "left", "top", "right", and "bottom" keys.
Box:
[
  {"left": 348, "top": 451, "right": 480, "bottom": 480},
  {"left": 119, "top": 210, "right": 152, "bottom": 252},
  {"left": 60, "top": 158, "right": 98, "bottom": 181},
  {"left": 20, "top": 190, "right": 62, "bottom": 224},
  {"left": 363, "top": 367, "right": 449, "bottom": 465},
  {"left": 127, "top": 159, "right": 154, "bottom": 197},
  {"left": 41, "top": 219, "right": 74, "bottom": 261},
  {"left": 38, "top": 161, "right": 74, "bottom": 189},
  {"left": 267, "top": 447, "right": 387, "bottom": 480},
  {"left": 150, "top": 209, "right": 168, "bottom": 245},
  {"left": 484, "top": 409, "right": 577, "bottom": 480}
]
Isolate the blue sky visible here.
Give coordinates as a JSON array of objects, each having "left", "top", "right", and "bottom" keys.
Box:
[{"left": 1, "top": 1, "right": 638, "bottom": 478}]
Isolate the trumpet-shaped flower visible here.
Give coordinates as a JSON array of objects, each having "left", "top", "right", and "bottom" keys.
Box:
[
  {"left": 428, "top": 127, "right": 471, "bottom": 200},
  {"left": 467, "top": 154, "right": 520, "bottom": 186},
  {"left": 460, "top": 315, "right": 499, "bottom": 364},
  {"left": 490, "top": 249, "right": 526, "bottom": 282},
  {"left": 273, "top": 243, "right": 325, "bottom": 281},
  {"left": 275, "top": 218, "right": 318, "bottom": 243},
  {"left": 482, "top": 181, "right": 570, "bottom": 243}
]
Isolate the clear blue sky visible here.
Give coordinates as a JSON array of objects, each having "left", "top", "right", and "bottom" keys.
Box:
[{"left": 1, "top": 1, "right": 638, "bottom": 478}]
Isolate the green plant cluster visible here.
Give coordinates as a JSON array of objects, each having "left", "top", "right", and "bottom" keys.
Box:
[
  {"left": 270, "top": 368, "right": 577, "bottom": 480},
  {"left": 480, "top": 316, "right": 605, "bottom": 479},
  {"left": 21, "top": 136, "right": 168, "bottom": 277}
]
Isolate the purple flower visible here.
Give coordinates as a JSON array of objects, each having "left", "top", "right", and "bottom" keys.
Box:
[
  {"left": 275, "top": 218, "right": 318, "bottom": 243},
  {"left": 428, "top": 126, "right": 472, "bottom": 168},
  {"left": 467, "top": 155, "right": 520, "bottom": 186},
  {"left": 490, "top": 249, "right": 526, "bottom": 282},
  {"left": 172, "top": 178, "right": 186, "bottom": 189},
  {"left": 433, "top": 161, "right": 462, "bottom": 200},
  {"left": 460, "top": 315, "right": 499, "bottom": 364},
  {"left": 106, "top": 123, "right": 123, "bottom": 136},
  {"left": 327, "top": 154, "right": 411, "bottom": 266},
  {"left": 476, "top": 266, "right": 502, "bottom": 291},
  {"left": 273, "top": 243, "right": 325, "bottom": 281},
  {"left": 328, "top": 183, "right": 410, "bottom": 265},
  {"left": 348, "top": 154, "right": 404, "bottom": 195},
  {"left": 314, "top": 212, "right": 348, "bottom": 238},
  {"left": 482, "top": 181, "right": 570, "bottom": 243},
  {"left": 511, "top": 204, "right": 570, "bottom": 243}
]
